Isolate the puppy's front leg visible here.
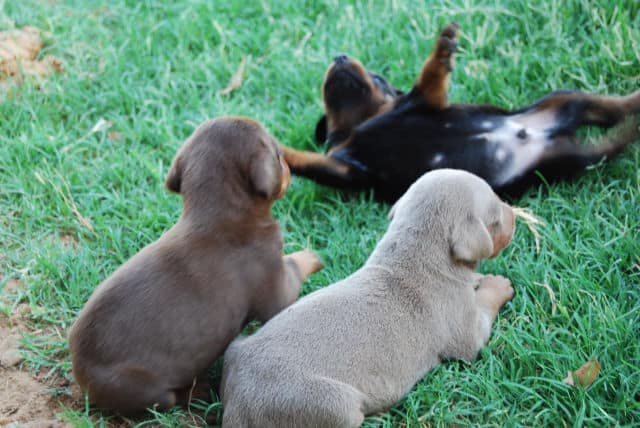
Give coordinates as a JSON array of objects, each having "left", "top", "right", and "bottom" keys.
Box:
[
  {"left": 474, "top": 274, "right": 514, "bottom": 347},
  {"left": 413, "top": 22, "right": 459, "bottom": 108},
  {"left": 281, "top": 145, "right": 370, "bottom": 190},
  {"left": 255, "top": 249, "right": 323, "bottom": 322},
  {"left": 285, "top": 248, "right": 324, "bottom": 282}
]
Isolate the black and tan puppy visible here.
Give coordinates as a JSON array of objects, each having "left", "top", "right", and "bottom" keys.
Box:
[
  {"left": 68, "top": 117, "right": 323, "bottom": 414},
  {"left": 285, "top": 23, "right": 640, "bottom": 202}
]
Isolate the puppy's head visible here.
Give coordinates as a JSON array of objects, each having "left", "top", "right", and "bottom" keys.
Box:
[
  {"left": 389, "top": 169, "right": 515, "bottom": 266},
  {"left": 316, "top": 54, "right": 400, "bottom": 147},
  {"left": 166, "top": 117, "right": 290, "bottom": 204}
]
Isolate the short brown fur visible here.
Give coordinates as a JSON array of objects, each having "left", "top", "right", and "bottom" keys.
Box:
[{"left": 68, "top": 117, "right": 323, "bottom": 414}]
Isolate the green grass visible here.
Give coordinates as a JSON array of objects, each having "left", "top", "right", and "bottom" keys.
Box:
[{"left": 1, "top": 0, "right": 639, "bottom": 426}]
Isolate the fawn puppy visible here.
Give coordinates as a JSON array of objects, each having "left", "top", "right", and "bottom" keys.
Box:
[{"left": 222, "top": 169, "right": 515, "bottom": 427}]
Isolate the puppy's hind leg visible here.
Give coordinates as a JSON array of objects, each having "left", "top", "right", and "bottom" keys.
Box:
[
  {"left": 541, "top": 114, "right": 640, "bottom": 178},
  {"left": 412, "top": 22, "right": 459, "bottom": 108},
  {"left": 221, "top": 402, "right": 252, "bottom": 428},
  {"left": 269, "top": 376, "right": 366, "bottom": 428},
  {"left": 88, "top": 365, "right": 177, "bottom": 414},
  {"left": 517, "top": 90, "right": 640, "bottom": 135}
]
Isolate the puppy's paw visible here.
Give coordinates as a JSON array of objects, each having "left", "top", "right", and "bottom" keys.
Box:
[
  {"left": 440, "top": 22, "right": 460, "bottom": 40},
  {"left": 478, "top": 274, "right": 514, "bottom": 307},
  {"left": 289, "top": 249, "right": 324, "bottom": 277},
  {"left": 436, "top": 23, "right": 459, "bottom": 71},
  {"left": 471, "top": 272, "right": 485, "bottom": 289}
]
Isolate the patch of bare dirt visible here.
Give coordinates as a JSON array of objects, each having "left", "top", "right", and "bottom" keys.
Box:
[
  {"left": 0, "top": 312, "right": 71, "bottom": 427},
  {"left": 0, "top": 26, "right": 62, "bottom": 87}
]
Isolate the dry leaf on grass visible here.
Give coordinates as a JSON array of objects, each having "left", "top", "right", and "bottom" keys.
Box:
[
  {"left": 56, "top": 178, "right": 95, "bottom": 234},
  {"left": 563, "top": 360, "right": 600, "bottom": 388},
  {"left": 219, "top": 57, "right": 246, "bottom": 96},
  {"left": 89, "top": 118, "right": 112, "bottom": 134},
  {"left": 34, "top": 172, "right": 95, "bottom": 235},
  {"left": 512, "top": 207, "right": 545, "bottom": 253},
  {"left": 107, "top": 131, "right": 123, "bottom": 141},
  {"left": 0, "top": 26, "right": 62, "bottom": 83},
  {"left": 534, "top": 281, "right": 556, "bottom": 316}
]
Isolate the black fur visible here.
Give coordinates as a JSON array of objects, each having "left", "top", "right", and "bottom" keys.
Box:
[{"left": 284, "top": 28, "right": 640, "bottom": 203}]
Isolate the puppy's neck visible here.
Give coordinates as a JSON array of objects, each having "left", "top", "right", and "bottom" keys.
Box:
[
  {"left": 179, "top": 194, "right": 275, "bottom": 236},
  {"left": 366, "top": 227, "right": 474, "bottom": 289}
]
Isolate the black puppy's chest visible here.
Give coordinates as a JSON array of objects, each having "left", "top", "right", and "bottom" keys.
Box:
[
  {"left": 463, "top": 116, "right": 552, "bottom": 186},
  {"left": 335, "top": 105, "right": 555, "bottom": 200}
]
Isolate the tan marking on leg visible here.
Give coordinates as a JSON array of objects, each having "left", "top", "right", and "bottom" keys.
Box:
[
  {"left": 282, "top": 145, "right": 351, "bottom": 176},
  {"left": 414, "top": 22, "right": 459, "bottom": 109}
]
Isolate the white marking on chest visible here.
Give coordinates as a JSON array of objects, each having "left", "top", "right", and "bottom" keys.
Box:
[
  {"left": 479, "top": 119, "right": 550, "bottom": 185},
  {"left": 481, "top": 120, "right": 493, "bottom": 129},
  {"left": 431, "top": 152, "right": 445, "bottom": 167}
]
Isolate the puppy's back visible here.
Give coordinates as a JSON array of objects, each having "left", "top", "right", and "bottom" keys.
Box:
[{"left": 222, "top": 267, "right": 450, "bottom": 421}]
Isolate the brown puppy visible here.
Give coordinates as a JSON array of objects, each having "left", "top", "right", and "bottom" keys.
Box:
[{"left": 68, "top": 117, "right": 323, "bottom": 414}]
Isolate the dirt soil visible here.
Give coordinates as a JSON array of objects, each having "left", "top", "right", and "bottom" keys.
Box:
[{"left": 0, "top": 308, "right": 71, "bottom": 428}]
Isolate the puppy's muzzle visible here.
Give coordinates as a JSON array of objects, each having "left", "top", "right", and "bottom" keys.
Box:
[
  {"left": 491, "top": 203, "right": 515, "bottom": 257},
  {"left": 334, "top": 54, "right": 349, "bottom": 65}
]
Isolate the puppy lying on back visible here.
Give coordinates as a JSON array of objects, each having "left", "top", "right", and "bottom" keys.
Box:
[
  {"left": 68, "top": 117, "right": 323, "bottom": 414},
  {"left": 221, "top": 169, "right": 515, "bottom": 428},
  {"left": 285, "top": 23, "right": 640, "bottom": 202}
]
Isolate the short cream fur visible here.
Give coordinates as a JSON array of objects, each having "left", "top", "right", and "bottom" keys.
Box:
[{"left": 221, "top": 169, "right": 516, "bottom": 428}]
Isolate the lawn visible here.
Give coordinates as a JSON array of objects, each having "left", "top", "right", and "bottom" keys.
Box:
[{"left": 0, "top": 0, "right": 639, "bottom": 426}]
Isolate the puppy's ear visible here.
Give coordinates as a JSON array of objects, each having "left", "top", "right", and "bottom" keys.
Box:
[
  {"left": 314, "top": 115, "right": 328, "bottom": 143},
  {"left": 250, "top": 150, "right": 280, "bottom": 199},
  {"left": 165, "top": 154, "right": 183, "bottom": 193},
  {"left": 450, "top": 215, "right": 494, "bottom": 263}
]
